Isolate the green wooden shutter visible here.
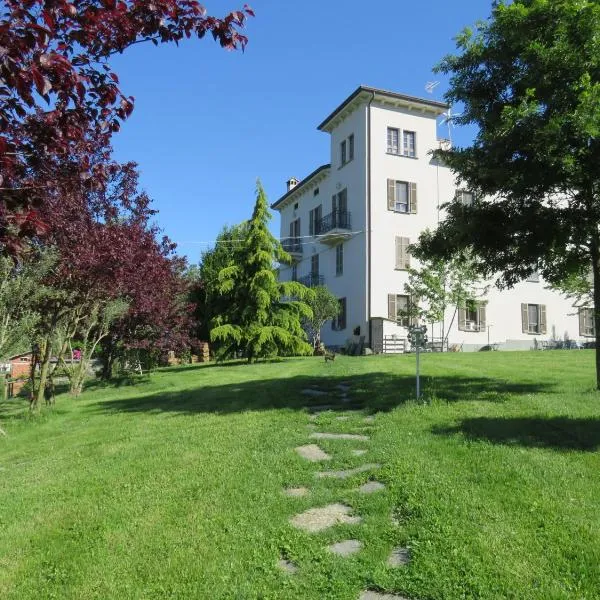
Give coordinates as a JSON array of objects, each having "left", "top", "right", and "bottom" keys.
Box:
[
  {"left": 539, "top": 304, "right": 547, "bottom": 334},
  {"left": 309, "top": 209, "right": 314, "bottom": 236},
  {"left": 409, "top": 182, "right": 417, "bottom": 213},
  {"left": 403, "top": 237, "right": 411, "bottom": 269},
  {"left": 388, "top": 294, "right": 396, "bottom": 321},
  {"left": 394, "top": 237, "right": 402, "bottom": 270},
  {"left": 579, "top": 308, "right": 586, "bottom": 336},
  {"left": 458, "top": 307, "right": 466, "bottom": 331},
  {"left": 387, "top": 179, "right": 395, "bottom": 210},
  {"left": 521, "top": 303, "right": 529, "bottom": 333},
  {"left": 297, "top": 218, "right": 300, "bottom": 237},
  {"left": 478, "top": 303, "right": 486, "bottom": 332},
  {"left": 332, "top": 194, "right": 337, "bottom": 213},
  {"left": 289, "top": 222, "right": 293, "bottom": 238}
]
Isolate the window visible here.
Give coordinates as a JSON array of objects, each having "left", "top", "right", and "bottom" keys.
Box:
[
  {"left": 340, "top": 134, "right": 354, "bottom": 166},
  {"left": 293, "top": 202, "right": 299, "bottom": 210},
  {"left": 332, "top": 297, "right": 347, "bottom": 331},
  {"left": 458, "top": 301, "right": 487, "bottom": 332},
  {"left": 387, "top": 127, "right": 399, "bottom": 154},
  {"left": 336, "top": 244, "right": 344, "bottom": 276},
  {"left": 311, "top": 254, "right": 319, "bottom": 278},
  {"left": 332, "top": 188, "right": 348, "bottom": 213},
  {"left": 309, "top": 205, "right": 322, "bottom": 236},
  {"left": 387, "top": 294, "right": 413, "bottom": 327},
  {"left": 403, "top": 130, "right": 416, "bottom": 157},
  {"left": 395, "top": 237, "right": 411, "bottom": 270},
  {"left": 521, "top": 303, "right": 547, "bottom": 334},
  {"left": 456, "top": 190, "right": 474, "bottom": 206},
  {"left": 291, "top": 265, "right": 297, "bottom": 282},
  {"left": 387, "top": 179, "right": 417, "bottom": 214},
  {"left": 387, "top": 127, "right": 417, "bottom": 157},
  {"left": 579, "top": 307, "right": 595, "bottom": 337},
  {"left": 313, "top": 187, "right": 320, "bottom": 197},
  {"left": 289, "top": 218, "right": 300, "bottom": 239}
]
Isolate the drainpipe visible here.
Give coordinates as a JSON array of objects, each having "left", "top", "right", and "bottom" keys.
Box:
[{"left": 367, "top": 91, "right": 375, "bottom": 348}]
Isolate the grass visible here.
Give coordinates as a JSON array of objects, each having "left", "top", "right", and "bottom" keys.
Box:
[{"left": 1, "top": 351, "right": 599, "bottom": 599}]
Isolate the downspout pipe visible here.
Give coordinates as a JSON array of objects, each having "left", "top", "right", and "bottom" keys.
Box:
[{"left": 367, "top": 91, "right": 375, "bottom": 348}]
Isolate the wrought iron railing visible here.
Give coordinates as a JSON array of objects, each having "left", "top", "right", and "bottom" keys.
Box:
[
  {"left": 298, "top": 273, "right": 325, "bottom": 288},
  {"left": 317, "top": 210, "right": 352, "bottom": 234},
  {"left": 281, "top": 237, "right": 303, "bottom": 254}
]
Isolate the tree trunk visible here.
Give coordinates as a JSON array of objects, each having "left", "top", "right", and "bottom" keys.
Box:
[
  {"left": 34, "top": 338, "right": 52, "bottom": 409},
  {"left": 591, "top": 238, "right": 600, "bottom": 390}
]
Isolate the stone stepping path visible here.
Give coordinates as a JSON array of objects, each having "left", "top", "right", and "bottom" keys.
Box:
[
  {"left": 359, "top": 592, "right": 411, "bottom": 600},
  {"left": 310, "top": 432, "right": 369, "bottom": 442},
  {"left": 283, "top": 486, "right": 309, "bottom": 497},
  {"left": 290, "top": 503, "right": 361, "bottom": 532},
  {"left": 328, "top": 539, "right": 362, "bottom": 557},
  {"left": 351, "top": 449, "right": 367, "bottom": 457},
  {"left": 278, "top": 558, "right": 298, "bottom": 574},
  {"left": 387, "top": 547, "right": 411, "bottom": 567},
  {"left": 357, "top": 481, "right": 385, "bottom": 494},
  {"left": 295, "top": 444, "right": 331, "bottom": 462},
  {"left": 301, "top": 388, "right": 328, "bottom": 397},
  {"left": 317, "top": 463, "right": 381, "bottom": 479}
]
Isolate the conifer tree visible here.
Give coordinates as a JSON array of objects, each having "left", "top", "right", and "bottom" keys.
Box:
[{"left": 210, "top": 182, "right": 313, "bottom": 362}]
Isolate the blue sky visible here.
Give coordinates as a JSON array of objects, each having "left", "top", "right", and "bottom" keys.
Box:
[{"left": 111, "top": 0, "right": 491, "bottom": 263}]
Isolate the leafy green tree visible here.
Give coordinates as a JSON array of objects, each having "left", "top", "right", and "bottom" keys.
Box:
[
  {"left": 404, "top": 249, "right": 487, "bottom": 348},
  {"left": 190, "top": 223, "right": 249, "bottom": 343},
  {"left": 303, "top": 286, "right": 341, "bottom": 352},
  {"left": 416, "top": 0, "right": 600, "bottom": 386},
  {"left": 210, "top": 182, "right": 313, "bottom": 362},
  {"left": 0, "top": 251, "right": 55, "bottom": 361}
]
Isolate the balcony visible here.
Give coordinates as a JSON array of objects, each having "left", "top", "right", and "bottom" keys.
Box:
[
  {"left": 281, "top": 237, "right": 303, "bottom": 261},
  {"left": 316, "top": 210, "right": 352, "bottom": 245},
  {"left": 298, "top": 273, "right": 324, "bottom": 288}
]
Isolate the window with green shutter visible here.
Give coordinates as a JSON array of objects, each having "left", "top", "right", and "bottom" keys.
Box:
[
  {"left": 395, "top": 236, "right": 410, "bottom": 270},
  {"left": 521, "top": 303, "right": 547, "bottom": 334},
  {"left": 336, "top": 244, "right": 343, "bottom": 276},
  {"left": 458, "top": 301, "right": 487, "bottom": 332},
  {"left": 579, "top": 307, "right": 595, "bottom": 337},
  {"left": 387, "top": 179, "right": 417, "bottom": 214}
]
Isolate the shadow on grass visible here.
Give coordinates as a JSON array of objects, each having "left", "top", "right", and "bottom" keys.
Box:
[
  {"left": 433, "top": 416, "right": 600, "bottom": 451},
  {"left": 91, "top": 372, "right": 553, "bottom": 417}
]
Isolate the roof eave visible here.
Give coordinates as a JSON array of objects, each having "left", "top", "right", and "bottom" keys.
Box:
[{"left": 271, "top": 164, "right": 331, "bottom": 211}]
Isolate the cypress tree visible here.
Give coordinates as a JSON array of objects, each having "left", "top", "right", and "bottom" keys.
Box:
[{"left": 210, "top": 181, "right": 313, "bottom": 362}]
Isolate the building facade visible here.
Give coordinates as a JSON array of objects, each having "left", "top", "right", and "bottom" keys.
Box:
[{"left": 272, "top": 86, "right": 592, "bottom": 352}]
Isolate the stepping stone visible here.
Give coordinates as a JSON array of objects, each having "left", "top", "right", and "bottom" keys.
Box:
[
  {"left": 359, "top": 593, "right": 411, "bottom": 600},
  {"left": 328, "top": 539, "right": 362, "bottom": 556},
  {"left": 301, "top": 389, "right": 328, "bottom": 397},
  {"left": 351, "top": 449, "right": 367, "bottom": 457},
  {"left": 387, "top": 547, "right": 411, "bottom": 567},
  {"left": 283, "top": 487, "right": 309, "bottom": 497},
  {"left": 317, "top": 463, "right": 381, "bottom": 479},
  {"left": 295, "top": 444, "right": 331, "bottom": 462},
  {"left": 310, "top": 432, "right": 369, "bottom": 442},
  {"left": 290, "top": 503, "right": 361, "bottom": 532},
  {"left": 357, "top": 481, "right": 385, "bottom": 494},
  {"left": 278, "top": 558, "right": 298, "bottom": 574}
]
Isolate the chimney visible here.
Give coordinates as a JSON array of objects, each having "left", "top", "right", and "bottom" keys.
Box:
[{"left": 286, "top": 177, "right": 299, "bottom": 192}]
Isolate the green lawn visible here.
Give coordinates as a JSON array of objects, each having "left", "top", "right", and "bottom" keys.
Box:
[{"left": 1, "top": 352, "right": 599, "bottom": 599}]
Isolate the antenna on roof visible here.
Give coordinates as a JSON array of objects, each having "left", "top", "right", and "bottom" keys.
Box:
[
  {"left": 439, "top": 106, "right": 462, "bottom": 145},
  {"left": 425, "top": 81, "right": 440, "bottom": 94}
]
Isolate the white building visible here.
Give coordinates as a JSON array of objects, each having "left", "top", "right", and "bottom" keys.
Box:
[{"left": 272, "top": 86, "right": 593, "bottom": 352}]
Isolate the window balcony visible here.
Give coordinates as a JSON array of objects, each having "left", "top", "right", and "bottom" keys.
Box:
[
  {"left": 298, "top": 273, "right": 324, "bottom": 288},
  {"left": 317, "top": 210, "right": 352, "bottom": 245},
  {"left": 281, "top": 237, "right": 303, "bottom": 260}
]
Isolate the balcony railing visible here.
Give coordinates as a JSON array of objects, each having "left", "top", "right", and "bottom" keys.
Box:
[
  {"left": 298, "top": 273, "right": 324, "bottom": 288},
  {"left": 281, "top": 237, "right": 303, "bottom": 255},
  {"left": 317, "top": 210, "right": 352, "bottom": 235}
]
